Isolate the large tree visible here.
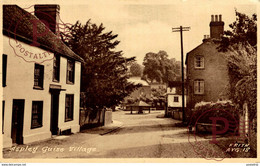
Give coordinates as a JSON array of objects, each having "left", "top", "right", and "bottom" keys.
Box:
[
  {"left": 219, "top": 11, "right": 257, "bottom": 121},
  {"left": 129, "top": 62, "right": 143, "bottom": 77},
  {"left": 219, "top": 10, "right": 257, "bottom": 51},
  {"left": 61, "top": 20, "right": 138, "bottom": 110},
  {"left": 142, "top": 50, "right": 181, "bottom": 83}
]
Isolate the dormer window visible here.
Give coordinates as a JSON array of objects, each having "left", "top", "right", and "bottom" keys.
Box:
[{"left": 194, "top": 56, "right": 204, "bottom": 69}]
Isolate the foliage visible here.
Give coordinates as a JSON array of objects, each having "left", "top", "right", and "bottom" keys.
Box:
[
  {"left": 219, "top": 10, "right": 257, "bottom": 51},
  {"left": 142, "top": 50, "right": 181, "bottom": 83},
  {"left": 129, "top": 62, "right": 143, "bottom": 77},
  {"left": 190, "top": 100, "right": 238, "bottom": 126},
  {"left": 151, "top": 87, "right": 166, "bottom": 100},
  {"left": 61, "top": 20, "right": 139, "bottom": 110},
  {"left": 225, "top": 43, "right": 256, "bottom": 120},
  {"left": 219, "top": 10, "right": 257, "bottom": 121}
]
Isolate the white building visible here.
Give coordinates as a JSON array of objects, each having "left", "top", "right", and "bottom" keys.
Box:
[
  {"left": 165, "top": 81, "right": 186, "bottom": 119},
  {"left": 167, "top": 87, "right": 186, "bottom": 108},
  {"left": 2, "top": 5, "right": 83, "bottom": 147}
]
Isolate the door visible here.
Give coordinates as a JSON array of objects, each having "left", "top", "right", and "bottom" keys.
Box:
[
  {"left": 11, "top": 99, "right": 25, "bottom": 144},
  {"left": 50, "top": 91, "right": 59, "bottom": 135}
]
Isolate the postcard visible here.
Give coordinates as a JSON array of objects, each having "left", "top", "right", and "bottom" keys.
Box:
[{"left": 0, "top": 0, "right": 258, "bottom": 164}]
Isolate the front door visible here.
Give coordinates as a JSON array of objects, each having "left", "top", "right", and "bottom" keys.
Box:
[
  {"left": 11, "top": 99, "right": 25, "bottom": 144},
  {"left": 50, "top": 91, "right": 59, "bottom": 135}
]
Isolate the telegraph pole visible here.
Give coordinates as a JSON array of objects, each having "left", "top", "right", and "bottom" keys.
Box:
[{"left": 172, "top": 26, "right": 190, "bottom": 123}]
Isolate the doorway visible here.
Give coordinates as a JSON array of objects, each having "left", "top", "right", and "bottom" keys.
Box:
[
  {"left": 50, "top": 91, "right": 60, "bottom": 135},
  {"left": 11, "top": 99, "right": 25, "bottom": 144}
]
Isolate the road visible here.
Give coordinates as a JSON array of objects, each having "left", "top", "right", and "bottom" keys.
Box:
[{"left": 3, "top": 110, "right": 233, "bottom": 159}]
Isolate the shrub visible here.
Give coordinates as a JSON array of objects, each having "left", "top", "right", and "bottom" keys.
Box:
[{"left": 189, "top": 100, "right": 239, "bottom": 128}]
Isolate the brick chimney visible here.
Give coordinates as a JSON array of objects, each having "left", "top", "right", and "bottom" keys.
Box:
[
  {"left": 209, "top": 14, "right": 224, "bottom": 39},
  {"left": 34, "top": 5, "right": 60, "bottom": 34}
]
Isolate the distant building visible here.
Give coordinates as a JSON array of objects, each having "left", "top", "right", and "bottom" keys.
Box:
[
  {"left": 2, "top": 5, "right": 83, "bottom": 147},
  {"left": 126, "top": 77, "right": 151, "bottom": 101},
  {"left": 165, "top": 81, "right": 186, "bottom": 119},
  {"left": 185, "top": 14, "right": 230, "bottom": 114},
  {"left": 150, "top": 82, "right": 167, "bottom": 90}
]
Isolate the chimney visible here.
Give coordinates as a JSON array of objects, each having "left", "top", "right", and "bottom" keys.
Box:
[
  {"left": 34, "top": 5, "right": 60, "bottom": 34},
  {"left": 209, "top": 14, "right": 224, "bottom": 39},
  {"left": 202, "top": 34, "right": 210, "bottom": 42}
]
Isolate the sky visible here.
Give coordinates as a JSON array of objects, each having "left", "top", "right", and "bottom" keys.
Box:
[{"left": 17, "top": 0, "right": 257, "bottom": 65}]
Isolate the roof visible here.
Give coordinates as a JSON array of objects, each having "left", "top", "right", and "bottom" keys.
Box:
[
  {"left": 131, "top": 100, "right": 151, "bottom": 107},
  {"left": 185, "top": 38, "right": 221, "bottom": 64},
  {"left": 127, "top": 77, "right": 149, "bottom": 86},
  {"left": 185, "top": 42, "right": 204, "bottom": 65},
  {"left": 168, "top": 81, "right": 187, "bottom": 87},
  {"left": 3, "top": 5, "right": 83, "bottom": 62}
]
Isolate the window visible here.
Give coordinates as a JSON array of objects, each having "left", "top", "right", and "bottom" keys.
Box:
[
  {"left": 31, "top": 101, "right": 43, "bottom": 129},
  {"left": 53, "top": 54, "right": 60, "bottom": 82},
  {"left": 194, "top": 80, "right": 204, "bottom": 94},
  {"left": 194, "top": 56, "right": 204, "bottom": 69},
  {"left": 2, "top": 101, "right": 5, "bottom": 134},
  {"left": 174, "top": 96, "right": 179, "bottom": 102},
  {"left": 2, "top": 54, "right": 7, "bottom": 87},
  {"left": 34, "top": 64, "right": 44, "bottom": 89},
  {"left": 65, "top": 94, "right": 74, "bottom": 122},
  {"left": 67, "top": 59, "right": 75, "bottom": 84}
]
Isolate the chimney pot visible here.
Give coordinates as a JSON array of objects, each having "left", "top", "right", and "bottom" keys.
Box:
[
  {"left": 219, "top": 14, "right": 222, "bottom": 22},
  {"left": 211, "top": 15, "right": 214, "bottom": 21},
  {"left": 209, "top": 14, "right": 224, "bottom": 39},
  {"left": 215, "top": 15, "right": 218, "bottom": 22}
]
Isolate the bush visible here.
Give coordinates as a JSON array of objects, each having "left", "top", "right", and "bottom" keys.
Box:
[{"left": 189, "top": 100, "right": 239, "bottom": 128}]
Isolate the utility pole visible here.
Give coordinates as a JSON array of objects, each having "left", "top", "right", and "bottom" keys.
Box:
[{"left": 172, "top": 26, "right": 190, "bottom": 123}]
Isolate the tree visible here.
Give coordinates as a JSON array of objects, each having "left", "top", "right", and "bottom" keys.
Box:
[
  {"left": 129, "top": 62, "right": 143, "bottom": 77},
  {"left": 219, "top": 11, "right": 257, "bottom": 121},
  {"left": 219, "top": 10, "right": 257, "bottom": 51},
  {"left": 61, "top": 20, "right": 138, "bottom": 111},
  {"left": 142, "top": 50, "right": 180, "bottom": 83}
]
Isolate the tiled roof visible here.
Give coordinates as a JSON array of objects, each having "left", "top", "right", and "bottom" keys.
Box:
[{"left": 3, "top": 5, "right": 84, "bottom": 62}]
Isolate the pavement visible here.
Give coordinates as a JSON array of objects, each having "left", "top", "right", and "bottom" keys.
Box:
[{"left": 81, "top": 120, "right": 124, "bottom": 135}]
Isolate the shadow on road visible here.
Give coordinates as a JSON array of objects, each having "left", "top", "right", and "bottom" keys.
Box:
[{"left": 105, "top": 123, "right": 186, "bottom": 135}]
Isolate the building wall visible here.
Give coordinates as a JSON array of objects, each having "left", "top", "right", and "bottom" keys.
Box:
[
  {"left": 167, "top": 94, "right": 186, "bottom": 108},
  {"left": 2, "top": 36, "right": 81, "bottom": 147},
  {"left": 186, "top": 41, "right": 230, "bottom": 110}
]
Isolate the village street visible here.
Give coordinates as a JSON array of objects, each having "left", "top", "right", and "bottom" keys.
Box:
[{"left": 3, "top": 110, "right": 234, "bottom": 159}]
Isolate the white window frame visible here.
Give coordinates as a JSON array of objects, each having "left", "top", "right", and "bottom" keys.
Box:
[
  {"left": 194, "top": 56, "right": 204, "bottom": 69},
  {"left": 194, "top": 80, "right": 204, "bottom": 94}
]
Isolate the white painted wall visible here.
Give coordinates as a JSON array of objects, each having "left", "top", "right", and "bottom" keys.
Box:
[
  {"left": 2, "top": 36, "right": 81, "bottom": 147},
  {"left": 167, "top": 94, "right": 187, "bottom": 108}
]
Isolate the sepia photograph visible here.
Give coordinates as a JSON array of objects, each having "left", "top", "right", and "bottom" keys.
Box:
[{"left": 0, "top": 0, "right": 258, "bottom": 163}]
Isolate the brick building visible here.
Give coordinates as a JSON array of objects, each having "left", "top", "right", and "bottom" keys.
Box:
[{"left": 185, "top": 15, "right": 230, "bottom": 113}]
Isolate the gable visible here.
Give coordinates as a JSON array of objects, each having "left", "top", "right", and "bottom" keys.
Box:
[{"left": 3, "top": 5, "right": 84, "bottom": 62}]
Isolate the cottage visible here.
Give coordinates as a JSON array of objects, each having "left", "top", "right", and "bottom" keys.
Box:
[
  {"left": 185, "top": 15, "right": 230, "bottom": 114},
  {"left": 2, "top": 5, "right": 83, "bottom": 147},
  {"left": 165, "top": 81, "right": 186, "bottom": 119}
]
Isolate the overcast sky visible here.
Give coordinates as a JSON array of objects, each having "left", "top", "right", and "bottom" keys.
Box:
[{"left": 17, "top": 0, "right": 257, "bottom": 65}]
